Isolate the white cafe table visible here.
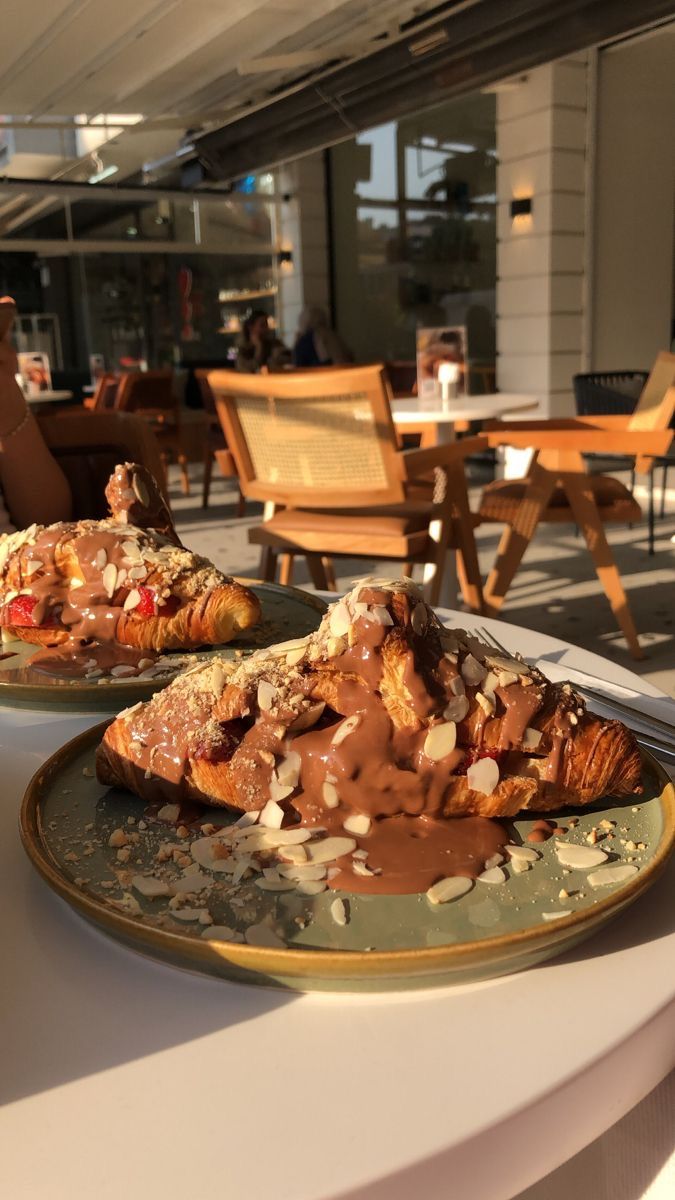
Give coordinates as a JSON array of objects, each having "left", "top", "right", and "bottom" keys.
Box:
[
  {"left": 1, "top": 608, "right": 673, "bottom": 1200},
  {"left": 25, "top": 389, "right": 74, "bottom": 408},
  {"left": 391, "top": 392, "right": 540, "bottom": 439}
]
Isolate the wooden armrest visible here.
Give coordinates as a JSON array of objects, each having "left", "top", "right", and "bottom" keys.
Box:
[
  {"left": 483, "top": 426, "right": 672, "bottom": 457},
  {"left": 399, "top": 435, "right": 486, "bottom": 480}
]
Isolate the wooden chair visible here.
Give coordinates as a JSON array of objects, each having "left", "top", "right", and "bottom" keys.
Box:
[
  {"left": 114, "top": 370, "right": 190, "bottom": 496},
  {"left": 208, "top": 365, "right": 485, "bottom": 610},
  {"left": 196, "top": 371, "right": 246, "bottom": 516},
  {"left": 83, "top": 372, "right": 120, "bottom": 411},
  {"left": 36, "top": 410, "right": 169, "bottom": 519},
  {"left": 477, "top": 360, "right": 675, "bottom": 658}
]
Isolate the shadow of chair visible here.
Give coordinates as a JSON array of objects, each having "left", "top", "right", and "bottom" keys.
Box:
[
  {"left": 114, "top": 370, "right": 190, "bottom": 496},
  {"left": 36, "top": 410, "right": 169, "bottom": 520},
  {"left": 196, "top": 371, "right": 245, "bottom": 516},
  {"left": 477, "top": 363, "right": 675, "bottom": 658},
  {"left": 208, "top": 364, "right": 485, "bottom": 610}
]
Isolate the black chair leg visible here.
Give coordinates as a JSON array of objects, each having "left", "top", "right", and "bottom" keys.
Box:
[
  {"left": 659, "top": 462, "right": 668, "bottom": 519},
  {"left": 648, "top": 471, "right": 655, "bottom": 555},
  {"left": 630, "top": 467, "right": 635, "bottom": 496}
]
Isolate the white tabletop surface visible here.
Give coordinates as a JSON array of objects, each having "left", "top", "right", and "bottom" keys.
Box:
[
  {"left": 1, "top": 608, "right": 673, "bottom": 1200},
  {"left": 25, "top": 389, "right": 74, "bottom": 404},
  {"left": 391, "top": 393, "right": 540, "bottom": 424}
]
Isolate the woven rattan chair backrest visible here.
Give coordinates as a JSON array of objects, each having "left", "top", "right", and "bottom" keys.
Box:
[{"left": 208, "top": 365, "right": 405, "bottom": 508}]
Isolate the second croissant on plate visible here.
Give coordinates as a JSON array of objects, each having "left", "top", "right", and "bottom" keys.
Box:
[{"left": 0, "top": 462, "right": 260, "bottom": 651}]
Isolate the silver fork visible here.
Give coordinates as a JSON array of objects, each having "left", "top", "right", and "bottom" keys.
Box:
[{"left": 475, "top": 625, "right": 675, "bottom": 764}]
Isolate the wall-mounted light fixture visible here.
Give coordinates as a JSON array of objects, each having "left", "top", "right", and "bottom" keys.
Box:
[
  {"left": 277, "top": 249, "right": 293, "bottom": 266},
  {"left": 510, "top": 196, "right": 532, "bottom": 218}
]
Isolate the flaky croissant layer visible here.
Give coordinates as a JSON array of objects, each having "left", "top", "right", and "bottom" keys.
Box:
[{"left": 97, "top": 578, "right": 643, "bottom": 820}]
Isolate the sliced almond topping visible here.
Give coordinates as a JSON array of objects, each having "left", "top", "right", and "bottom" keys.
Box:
[
  {"left": 289, "top": 702, "right": 325, "bottom": 732},
  {"left": 278, "top": 863, "right": 326, "bottom": 882},
  {"left": 478, "top": 866, "right": 506, "bottom": 885},
  {"left": 461, "top": 653, "right": 487, "bottom": 686},
  {"left": 485, "top": 654, "right": 530, "bottom": 677},
  {"left": 352, "top": 860, "right": 377, "bottom": 878},
  {"left": 286, "top": 645, "right": 306, "bottom": 666},
  {"left": 511, "top": 857, "right": 530, "bottom": 874},
  {"left": 497, "top": 670, "right": 519, "bottom": 688},
  {"left": 505, "top": 843, "right": 539, "bottom": 863},
  {"left": 276, "top": 751, "right": 301, "bottom": 788},
  {"left": 296, "top": 880, "right": 327, "bottom": 896},
  {"left": 329, "top": 602, "right": 351, "bottom": 638},
  {"left": 587, "top": 864, "right": 638, "bottom": 888},
  {"left": 522, "top": 727, "right": 543, "bottom": 752},
  {"left": 157, "top": 803, "right": 181, "bottom": 823},
  {"left": 259, "top": 798, "right": 285, "bottom": 828},
  {"left": 343, "top": 813, "right": 371, "bottom": 836},
  {"left": 448, "top": 675, "right": 465, "bottom": 697},
  {"left": 423, "top": 721, "right": 457, "bottom": 761},
  {"left": 443, "top": 695, "right": 469, "bottom": 723},
  {"left": 122, "top": 539, "right": 142, "bottom": 560},
  {"left": 326, "top": 635, "right": 346, "bottom": 658},
  {"left": 244, "top": 923, "right": 286, "bottom": 948},
  {"left": 410, "top": 601, "right": 427, "bottom": 635},
  {"left": 24, "top": 558, "right": 43, "bottom": 576},
  {"left": 123, "top": 588, "right": 141, "bottom": 611},
  {"left": 322, "top": 780, "right": 340, "bottom": 808},
  {"left": 131, "top": 874, "right": 171, "bottom": 898},
  {"left": 555, "top": 842, "right": 608, "bottom": 870},
  {"left": 69, "top": 577, "right": 84, "bottom": 590},
  {"left": 95, "top": 548, "right": 108, "bottom": 571},
  {"left": 102, "top": 562, "right": 118, "bottom": 598},
  {"left": 277, "top": 844, "right": 308, "bottom": 865},
  {"left": 426, "top": 876, "right": 473, "bottom": 904},
  {"left": 330, "top": 898, "right": 348, "bottom": 926},
  {"left": 254, "top": 877, "right": 297, "bottom": 892},
  {"left": 371, "top": 604, "right": 394, "bottom": 626},
  {"left": 466, "top": 756, "right": 500, "bottom": 795},
  {"left": 331, "top": 714, "right": 361, "bottom": 747},
  {"left": 306, "top": 836, "right": 356, "bottom": 864},
  {"left": 269, "top": 776, "right": 295, "bottom": 804},
  {"left": 542, "top": 910, "right": 570, "bottom": 921},
  {"left": 484, "top": 853, "right": 503, "bottom": 870},
  {"left": 132, "top": 474, "right": 150, "bottom": 507},
  {"left": 257, "top": 680, "right": 278, "bottom": 711},
  {"left": 475, "top": 691, "right": 495, "bottom": 716}
]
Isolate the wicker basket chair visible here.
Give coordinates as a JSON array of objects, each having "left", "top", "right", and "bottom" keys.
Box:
[{"left": 208, "top": 364, "right": 484, "bottom": 610}]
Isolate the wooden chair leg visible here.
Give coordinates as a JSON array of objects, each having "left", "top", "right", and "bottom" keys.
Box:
[
  {"left": 279, "top": 553, "right": 295, "bottom": 586},
  {"left": 483, "top": 464, "right": 556, "bottom": 615},
  {"left": 401, "top": 562, "right": 414, "bottom": 579},
  {"left": 446, "top": 466, "right": 484, "bottom": 614},
  {"left": 159, "top": 450, "right": 170, "bottom": 492},
  {"left": 305, "top": 553, "right": 330, "bottom": 590},
  {"left": 258, "top": 546, "right": 277, "bottom": 582},
  {"left": 178, "top": 452, "right": 190, "bottom": 497},
  {"left": 321, "top": 556, "right": 338, "bottom": 591},
  {"left": 236, "top": 487, "right": 246, "bottom": 519},
  {"left": 202, "top": 449, "right": 213, "bottom": 509},
  {"left": 565, "top": 474, "right": 644, "bottom": 660}
]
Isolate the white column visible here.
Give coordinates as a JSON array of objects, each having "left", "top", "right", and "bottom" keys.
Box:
[
  {"left": 496, "top": 54, "right": 589, "bottom": 419},
  {"left": 274, "top": 153, "right": 331, "bottom": 347}
]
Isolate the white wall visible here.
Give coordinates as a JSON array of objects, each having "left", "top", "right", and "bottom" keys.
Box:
[
  {"left": 274, "top": 152, "right": 331, "bottom": 347},
  {"left": 591, "top": 26, "right": 675, "bottom": 370},
  {"left": 496, "top": 53, "right": 589, "bottom": 416}
]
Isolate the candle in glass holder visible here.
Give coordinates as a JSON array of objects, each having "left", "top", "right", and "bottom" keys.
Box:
[{"left": 437, "top": 361, "right": 460, "bottom": 410}]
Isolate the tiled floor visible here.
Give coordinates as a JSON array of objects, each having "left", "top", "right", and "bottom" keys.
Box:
[{"left": 172, "top": 468, "right": 675, "bottom": 697}]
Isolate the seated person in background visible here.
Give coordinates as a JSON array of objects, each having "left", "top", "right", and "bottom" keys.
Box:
[
  {"left": 235, "top": 309, "right": 291, "bottom": 373},
  {"left": 293, "top": 306, "right": 353, "bottom": 368},
  {"left": 0, "top": 298, "right": 72, "bottom": 531}
]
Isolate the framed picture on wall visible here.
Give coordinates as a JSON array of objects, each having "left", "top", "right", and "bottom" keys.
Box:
[
  {"left": 17, "top": 351, "right": 52, "bottom": 396},
  {"left": 416, "top": 326, "right": 467, "bottom": 403}
]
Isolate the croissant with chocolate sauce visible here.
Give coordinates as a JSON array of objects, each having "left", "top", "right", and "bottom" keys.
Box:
[
  {"left": 97, "top": 579, "right": 642, "bottom": 818},
  {"left": 0, "top": 464, "right": 260, "bottom": 651}
]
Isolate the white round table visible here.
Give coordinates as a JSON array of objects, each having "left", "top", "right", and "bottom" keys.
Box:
[
  {"left": 391, "top": 393, "right": 540, "bottom": 427},
  {"left": 1, "top": 609, "right": 673, "bottom": 1200},
  {"left": 25, "top": 389, "right": 74, "bottom": 411}
]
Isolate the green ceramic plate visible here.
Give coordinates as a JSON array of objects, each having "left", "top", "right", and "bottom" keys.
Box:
[
  {"left": 20, "top": 724, "right": 675, "bottom": 992},
  {"left": 0, "top": 582, "right": 325, "bottom": 711}
]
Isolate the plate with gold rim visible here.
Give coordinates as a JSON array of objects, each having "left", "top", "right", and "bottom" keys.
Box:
[
  {"left": 0, "top": 581, "right": 326, "bottom": 711},
  {"left": 20, "top": 726, "right": 675, "bottom": 992}
]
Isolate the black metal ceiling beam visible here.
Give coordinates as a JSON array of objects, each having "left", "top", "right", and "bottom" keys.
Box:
[{"left": 195, "top": 0, "right": 674, "bottom": 182}]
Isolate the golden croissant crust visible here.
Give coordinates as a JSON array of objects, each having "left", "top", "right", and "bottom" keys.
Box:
[
  {"left": 97, "top": 578, "right": 642, "bottom": 819},
  {"left": 0, "top": 464, "right": 260, "bottom": 651}
]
